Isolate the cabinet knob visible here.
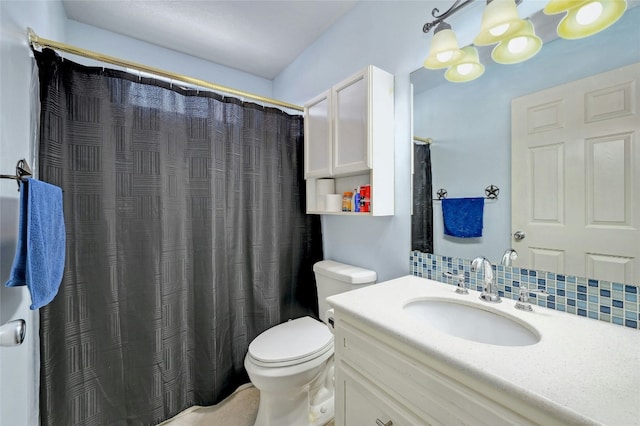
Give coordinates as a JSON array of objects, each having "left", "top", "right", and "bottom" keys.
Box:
[{"left": 376, "top": 419, "right": 393, "bottom": 426}]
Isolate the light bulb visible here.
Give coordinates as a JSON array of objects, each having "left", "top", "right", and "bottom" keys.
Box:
[
  {"left": 507, "top": 36, "right": 527, "bottom": 53},
  {"left": 457, "top": 63, "right": 473, "bottom": 75},
  {"left": 576, "top": 1, "right": 604, "bottom": 25},
  {"left": 490, "top": 23, "right": 510, "bottom": 36},
  {"left": 437, "top": 51, "right": 454, "bottom": 63}
]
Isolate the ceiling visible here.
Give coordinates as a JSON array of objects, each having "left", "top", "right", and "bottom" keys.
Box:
[{"left": 61, "top": 0, "right": 358, "bottom": 80}]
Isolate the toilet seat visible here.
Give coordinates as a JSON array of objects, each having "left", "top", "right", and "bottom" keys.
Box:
[{"left": 248, "top": 316, "right": 333, "bottom": 368}]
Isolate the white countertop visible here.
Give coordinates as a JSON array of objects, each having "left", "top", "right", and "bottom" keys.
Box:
[{"left": 326, "top": 275, "right": 640, "bottom": 425}]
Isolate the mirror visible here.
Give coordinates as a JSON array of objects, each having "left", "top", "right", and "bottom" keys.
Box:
[{"left": 411, "top": 6, "right": 639, "bottom": 280}]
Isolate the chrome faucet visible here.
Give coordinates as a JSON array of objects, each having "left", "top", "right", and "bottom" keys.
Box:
[
  {"left": 501, "top": 249, "right": 518, "bottom": 267},
  {"left": 443, "top": 271, "right": 468, "bottom": 294},
  {"left": 515, "top": 285, "right": 549, "bottom": 311},
  {"left": 471, "top": 256, "right": 501, "bottom": 303}
]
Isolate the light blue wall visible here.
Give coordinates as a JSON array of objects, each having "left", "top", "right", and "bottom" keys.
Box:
[
  {"left": 270, "top": 1, "right": 555, "bottom": 282},
  {"left": 1, "top": 3, "right": 67, "bottom": 424},
  {"left": 273, "top": 1, "right": 436, "bottom": 282},
  {"left": 414, "top": 7, "right": 640, "bottom": 263}
]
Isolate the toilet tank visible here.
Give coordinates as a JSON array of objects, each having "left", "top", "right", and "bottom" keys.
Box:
[{"left": 313, "top": 260, "right": 377, "bottom": 323}]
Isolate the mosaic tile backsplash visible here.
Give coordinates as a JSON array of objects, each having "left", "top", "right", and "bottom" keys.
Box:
[{"left": 410, "top": 251, "right": 640, "bottom": 330}]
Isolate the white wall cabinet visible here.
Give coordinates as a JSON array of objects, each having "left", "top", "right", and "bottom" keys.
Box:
[{"left": 304, "top": 65, "right": 394, "bottom": 216}]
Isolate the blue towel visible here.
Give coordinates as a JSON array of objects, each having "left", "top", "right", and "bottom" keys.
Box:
[
  {"left": 442, "top": 197, "right": 484, "bottom": 238},
  {"left": 5, "top": 178, "right": 66, "bottom": 310}
]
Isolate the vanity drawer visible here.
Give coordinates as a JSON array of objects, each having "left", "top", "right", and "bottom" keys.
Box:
[{"left": 335, "top": 319, "right": 537, "bottom": 426}]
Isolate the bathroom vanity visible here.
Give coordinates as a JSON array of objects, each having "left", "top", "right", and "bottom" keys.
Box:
[{"left": 326, "top": 275, "right": 640, "bottom": 426}]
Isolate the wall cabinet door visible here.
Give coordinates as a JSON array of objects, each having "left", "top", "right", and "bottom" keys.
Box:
[
  {"left": 304, "top": 90, "right": 332, "bottom": 178},
  {"left": 333, "top": 71, "right": 369, "bottom": 175}
]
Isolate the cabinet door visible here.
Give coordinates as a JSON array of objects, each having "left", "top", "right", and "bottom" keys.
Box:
[
  {"left": 337, "top": 364, "right": 427, "bottom": 426},
  {"left": 333, "top": 70, "right": 370, "bottom": 175},
  {"left": 304, "top": 90, "right": 332, "bottom": 178}
]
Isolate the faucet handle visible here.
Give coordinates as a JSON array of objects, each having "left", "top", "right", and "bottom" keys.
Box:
[
  {"left": 443, "top": 272, "right": 468, "bottom": 294},
  {"left": 515, "top": 285, "right": 549, "bottom": 311}
]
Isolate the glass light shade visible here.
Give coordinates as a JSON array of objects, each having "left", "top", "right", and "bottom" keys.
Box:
[
  {"left": 474, "top": 0, "right": 528, "bottom": 46},
  {"left": 543, "top": 0, "right": 585, "bottom": 15},
  {"left": 424, "top": 27, "right": 464, "bottom": 69},
  {"left": 557, "top": 1, "right": 627, "bottom": 39},
  {"left": 445, "top": 46, "right": 485, "bottom": 83},
  {"left": 491, "top": 20, "right": 543, "bottom": 64}
]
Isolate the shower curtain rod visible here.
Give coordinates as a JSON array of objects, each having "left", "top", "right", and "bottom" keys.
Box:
[
  {"left": 27, "top": 28, "right": 304, "bottom": 112},
  {"left": 413, "top": 136, "right": 432, "bottom": 144}
]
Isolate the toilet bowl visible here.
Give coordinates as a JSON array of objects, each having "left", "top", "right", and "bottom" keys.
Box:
[
  {"left": 245, "top": 316, "right": 334, "bottom": 426},
  {"left": 244, "top": 260, "right": 377, "bottom": 426}
]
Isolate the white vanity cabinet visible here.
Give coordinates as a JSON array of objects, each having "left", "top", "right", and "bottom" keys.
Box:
[
  {"left": 333, "top": 314, "right": 559, "bottom": 426},
  {"left": 304, "top": 65, "right": 394, "bottom": 216},
  {"left": 329, "top": 276, "right": 640, "bottom": 426}
]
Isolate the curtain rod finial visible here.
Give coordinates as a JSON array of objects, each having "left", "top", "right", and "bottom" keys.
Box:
[{"left": 27, "top": 28, "right": 40, "bottom": 49}]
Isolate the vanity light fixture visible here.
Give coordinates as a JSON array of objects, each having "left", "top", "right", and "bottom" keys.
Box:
[
  {"left": 445, "top": 46, "right": 485, "bottom": 82},
  {"left": 421, "top": 0, "right": 628, "bottom": 83},
  {"left": 543, "top": 0, "right": 627, "bottom": 39},
  {"left": 491, "top": 20, "right": 543, "bottom": 64}
]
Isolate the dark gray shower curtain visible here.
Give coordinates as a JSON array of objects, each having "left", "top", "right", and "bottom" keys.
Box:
[
  {"left": 412, "top": 143, "right": 433, "bottom": 252},
  {"left": 35, "top": 49, "right": 323, "bottom": 426}
]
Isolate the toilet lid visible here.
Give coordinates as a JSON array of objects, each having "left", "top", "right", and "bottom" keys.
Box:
[{"left": 248, "top": 316, "right": 332, "bottom": 364}]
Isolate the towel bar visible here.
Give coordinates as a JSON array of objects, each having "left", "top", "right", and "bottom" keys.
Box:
[
  {"left": 0, "top": 159, "right": 32, "bottom": 191},
  {"left": 433, "top": 185, "right": 499, "bottom": 201}
]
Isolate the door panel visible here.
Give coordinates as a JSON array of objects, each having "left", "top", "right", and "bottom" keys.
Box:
[
  {"left": 586, "top": 134, "right": 632, "bottom": 226},
  {"left": 512, "top": 63, "right": 640, "bottom": 284},
  {"left": 530, "top": 144, "right": 564, "bottom": 223}
]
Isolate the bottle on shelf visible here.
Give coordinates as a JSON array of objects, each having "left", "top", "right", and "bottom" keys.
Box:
[
  {"left": 342, "top": 191, "right": 353, "bottom": 212},
  {"left": 360, "top": 184, "right": 371, "bottom": 213}
]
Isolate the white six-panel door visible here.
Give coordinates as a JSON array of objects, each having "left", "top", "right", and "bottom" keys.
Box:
[{"left": 512, "top": 63, "right": 640, "bottom": 285}]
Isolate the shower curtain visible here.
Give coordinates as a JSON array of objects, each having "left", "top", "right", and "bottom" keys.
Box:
[
  {"left": 412, "top": 143, "right": 433, "bottom": 253},
  {"left": 35, "top": 49, "right": 323, "bottom": 425}
]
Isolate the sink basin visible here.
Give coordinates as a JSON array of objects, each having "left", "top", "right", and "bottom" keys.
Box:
[{"left": 403, "top": 299, "right": 540, "bottom": 346}]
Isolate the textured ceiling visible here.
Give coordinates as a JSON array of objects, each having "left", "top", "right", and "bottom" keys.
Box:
[{"left": 62, "top": 0, "right": 358, "bottom": 80}]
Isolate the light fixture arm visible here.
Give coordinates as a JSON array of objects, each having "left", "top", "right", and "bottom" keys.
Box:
[
  {"left": 423, "top": 0, "right": 477, "bottom": 33},
  {"left": 423, "top": 0, "right": 523, "bottom": 34}
]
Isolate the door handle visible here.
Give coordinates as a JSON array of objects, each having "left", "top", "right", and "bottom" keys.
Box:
[{"left": 513, "top": 231, "right": 526, "bottom": 241}]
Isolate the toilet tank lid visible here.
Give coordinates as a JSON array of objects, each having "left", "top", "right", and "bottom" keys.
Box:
[{"left": 313, "top": 260, "right": 377, "bottom": 284}]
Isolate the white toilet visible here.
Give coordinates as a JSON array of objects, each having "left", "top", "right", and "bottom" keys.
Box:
[{"left": 244, "top": 260, "right": 377, "bottom": 426}]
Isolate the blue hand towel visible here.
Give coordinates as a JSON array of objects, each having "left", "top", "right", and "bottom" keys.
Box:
[
  {"left": 5, "top": 178, "right": 66, "bottom": 310},
  {"left": 442, "top": 197, "right": 484, "bottom": 238}
]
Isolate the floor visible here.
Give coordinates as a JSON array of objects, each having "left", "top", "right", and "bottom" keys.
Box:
[{"left": 159, "top": 384, "right": 335, "bottom": 426}]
